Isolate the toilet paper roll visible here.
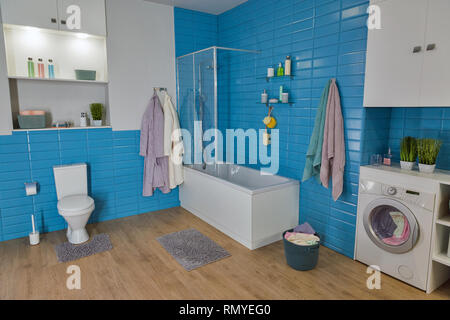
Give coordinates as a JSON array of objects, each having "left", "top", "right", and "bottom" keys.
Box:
[{"left": 25, "top": 182, "right": 37, "bottom": 196}]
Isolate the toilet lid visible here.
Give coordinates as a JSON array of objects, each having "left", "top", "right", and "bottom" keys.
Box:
[{"left": 58, "top": 195, "right": 94, "bottom": 213}]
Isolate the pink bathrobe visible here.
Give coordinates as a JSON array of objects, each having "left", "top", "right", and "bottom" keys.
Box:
[
  {"left": 139, "top": 94, "right": 170, "bottom": 197},
  {"left": 320, "top": 79, "right": 345, "bottom": 201}
]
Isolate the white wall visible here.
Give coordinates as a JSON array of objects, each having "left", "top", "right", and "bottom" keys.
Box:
[
  {"left": 0, "top": 7, "right": 12, "bottom": 135},
  {"left": 106, "top": 0, "right": 176, "bottom": 131}
]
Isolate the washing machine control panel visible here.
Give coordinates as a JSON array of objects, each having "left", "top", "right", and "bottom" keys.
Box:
[{"left": 360, "top": 180, "right": 435, "bottom": 212}]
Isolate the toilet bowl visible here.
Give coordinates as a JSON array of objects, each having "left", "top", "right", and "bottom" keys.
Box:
[
  {"left": 53, "top": 164, "right": 95, "bottom": 244},
  {"left": 57, "top": 194, "right": 95, "bottom": 244}
]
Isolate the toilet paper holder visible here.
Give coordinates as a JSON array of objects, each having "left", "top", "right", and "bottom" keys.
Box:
[{"left": 24, "top": 182, "right": 38, "bottom": 196}]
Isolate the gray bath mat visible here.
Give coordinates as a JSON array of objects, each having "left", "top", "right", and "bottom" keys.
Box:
[
  {"left": 55, "top": 233, "right": 113, "bottom": 263},
  {"left": 157, "top": 229, "right": 230, "bottom": 271}
]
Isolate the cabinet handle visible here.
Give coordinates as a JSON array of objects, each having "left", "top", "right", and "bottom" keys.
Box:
[
  {"left": 413, "top": 46, "right": 422, "bottom": 53},
  {"left": 61, "top": 20, "right": 66, "bottom": 25},
  {"left": 426, "top": 43, "right": 436, "bottom": 51},
  {"left": 51, "top": 18, "right": 57, "bottom": 23}
]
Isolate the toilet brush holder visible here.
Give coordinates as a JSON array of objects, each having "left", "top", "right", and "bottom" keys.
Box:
[{"left": 29, "top": 232, "right": 40, "bottom": 246}]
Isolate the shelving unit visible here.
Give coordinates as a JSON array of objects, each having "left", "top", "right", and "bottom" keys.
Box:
[
  {"left": 259, "top": 101, "right": 293, "bottom": 106},
  {"left": 428, "top": 180, "right": 450, "bottom": 293},
  {"left": 12, "top": 126, "right": 111, "bottom": 132},
  {"left": 9, "top": 76, "right": 108, "bottom": 85},
  {"left": 258, "top": 75, "right": 294, "bottom": 82}
]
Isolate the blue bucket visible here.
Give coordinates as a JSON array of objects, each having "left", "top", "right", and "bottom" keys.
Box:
[{"left": 283, "top": 229, "right": 320, "bottom": 271}]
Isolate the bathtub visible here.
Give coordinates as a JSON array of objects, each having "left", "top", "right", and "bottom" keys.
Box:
[{"left": 180, "top": 164, "right": 300, "bottom": 250}]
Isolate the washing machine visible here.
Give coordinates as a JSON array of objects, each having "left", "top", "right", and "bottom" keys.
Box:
[{"left": 356, "top": 166, "right": 436, "bottom": 291}]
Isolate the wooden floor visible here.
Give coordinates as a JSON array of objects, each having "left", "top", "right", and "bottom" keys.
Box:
[{"left": 1, "top": 207, "right": 449, "bottom": 300}]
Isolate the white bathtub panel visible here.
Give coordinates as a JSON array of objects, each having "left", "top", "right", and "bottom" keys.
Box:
[
  {"left": 180, "top": 169, "right": 253, "bottom": 248},
  {"left": 251, "top": 184, "right": 300, "bottom": 249}
]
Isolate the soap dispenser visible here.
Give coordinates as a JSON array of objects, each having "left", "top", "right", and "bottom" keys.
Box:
[
  {"left": 261, "top": 89, "right": 268, "bottom": 104},
  {"left": 277, "top": 62, "right": 284, "bottom": 77}
]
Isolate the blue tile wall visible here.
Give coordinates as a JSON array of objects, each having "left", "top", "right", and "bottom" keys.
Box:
[
  {"left": 214, "top": 0, "right": 370, "bottom": 258},
  {"left": 174, "top": 7, "right": 218, "bottom": 57},
  {"left": 0, "top": 128, "right": 180, "bottom": 242}
]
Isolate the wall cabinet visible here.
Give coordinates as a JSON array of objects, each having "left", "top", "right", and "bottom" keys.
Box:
[
  {"left": 0, "top": 0, "right": 106, "bottom": 36},
  {"left": 364, "top": 0, "right": 450, "bottom": 107}
]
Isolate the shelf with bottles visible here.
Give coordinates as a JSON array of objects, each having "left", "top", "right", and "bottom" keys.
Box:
[
  {"left": 257, "top": 75, "right": 295, "bottom": 82},
  {"left": 8, "top": 76, "right": 108, "bottom": 84},
  {"left": 259, "top": 56, "right": 294, "bottom": 82},
  {"left": 258, "top": 101, "right": 293, "bottom": 106}
]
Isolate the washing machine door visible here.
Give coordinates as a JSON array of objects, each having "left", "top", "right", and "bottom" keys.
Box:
[{"left": 363, "top": 198, "right": 419, "bottom": 254}]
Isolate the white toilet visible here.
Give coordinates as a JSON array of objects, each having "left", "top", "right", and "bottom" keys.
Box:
[{"left": 53, "top": 163, "right": 95, "bottom": 244}]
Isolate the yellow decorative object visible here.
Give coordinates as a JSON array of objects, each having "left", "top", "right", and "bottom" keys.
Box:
[
  {"left": 263, "top": 116, "right": 277, "bottom": 129},
  {"left": 263, "top": 106, "right": 277, "bottom": 129}
]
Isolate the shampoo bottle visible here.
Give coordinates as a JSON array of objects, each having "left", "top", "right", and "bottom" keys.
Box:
[
  {"left": 37, "top": 58, "right": 45, "bottom": 78},
  {"left": 261, "top": 89, "right": 268, "bottom": 104},
  {"left": 285, "top": 56, "right": 292, "bottom": 76},
  {"left": 27, "top": 57, "right": 35, "bottom": 78},
  {"left": 48, "top": 59, "right": 55, "bottom": 79}
]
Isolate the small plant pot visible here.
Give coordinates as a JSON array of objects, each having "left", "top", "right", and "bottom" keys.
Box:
[
  {"left": 400, "top": 161, "right": 415, "bottom": 170},
  {"left": 418, "top": 163, "right": 436, "bottom": 174},
  {"left": 92, "top": 120, "right": 102, "bottom": 127}
]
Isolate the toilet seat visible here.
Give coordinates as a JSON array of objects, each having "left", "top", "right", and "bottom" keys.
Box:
[{"left": 57, "top": 195, "right": 95, "bottom": 217}]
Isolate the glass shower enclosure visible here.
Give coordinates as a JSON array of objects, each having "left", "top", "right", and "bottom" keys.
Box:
[{"left": 176, "top": 46, "right": 259, "bottom": 165}]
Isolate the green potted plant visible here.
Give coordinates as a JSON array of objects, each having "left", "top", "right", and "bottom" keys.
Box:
[
  {"left": 400, "top": 136, "right": 417, "bottom": 170},
  {"left": 90, "top": 103, "right": 103, "bottom": 126},
  {"left": 417, "top": 138, "right": 442, "bottom": 173}
]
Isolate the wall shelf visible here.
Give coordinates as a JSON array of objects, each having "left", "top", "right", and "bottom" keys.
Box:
[
  {"left": 259, "top": 102, "right": 293, "bottom": 106},
  {"left": 258, "top": 75, "right": 294, "bottom": 82},
  {"left": 9, "top": 76, "right": 108, "bottom": 85},
  {"left": 12, "top": 126, "right": 111, "bottom": 132}
]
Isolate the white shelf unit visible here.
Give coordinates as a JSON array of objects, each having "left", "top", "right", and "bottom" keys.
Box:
[
  {"left": 428, "top": 182, "right": 450, "bottom": 293},
  {"left": 2, "top": 24, "right": 109, "bottom": 129},
  {"left": 12, "top": 125, "right": 111, "bottom": 132},
  {"left": 8, "top": 76, "right": 108, "bottom": 84}
]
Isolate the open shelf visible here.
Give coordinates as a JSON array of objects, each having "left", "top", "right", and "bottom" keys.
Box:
[
  {"left": 258, "top": 75, "right": 294, "bottom": 82},
  {"left": 13, "top": 126, "right": 111, "bottom": 132},
  {"left": 259, "top": 101, "right": 293, "bottom": 106},
  {"left": 9, "top": 76, "right": 108, "bottom": 84},
  {"left": 433, "top": 252, "right": 450, "bottom": 267},
  {"left": 437, "top": 215, "right": 450, "bottom": 227}
]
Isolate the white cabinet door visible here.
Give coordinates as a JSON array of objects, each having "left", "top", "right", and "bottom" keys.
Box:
[
  {"left": 420, "top": 0, "right": 450, "bottom": 106},
  {"left": 364, "top": 0, "right": 427, "bottom": 107},
  {"left": 0, "top": 0, "right": 59, "bottom": 30},
  {"left": 57, "top": 0, "right": 106, "bottom": 36}
]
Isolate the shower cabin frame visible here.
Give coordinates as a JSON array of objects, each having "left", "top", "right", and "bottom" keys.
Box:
[
  {"left": 176, "top": 46, "right": 260, "bottom": 163},
  {"left": 176, "top": 46, "right": 261, "bottom": 163}
]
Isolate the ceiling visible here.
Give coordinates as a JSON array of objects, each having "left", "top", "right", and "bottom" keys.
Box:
[{"left": 144, "top": 0, "right": 248, "bottom": 15}]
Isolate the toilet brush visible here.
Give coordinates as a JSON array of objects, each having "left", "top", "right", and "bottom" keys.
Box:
[{"left": 29, "top": 214, "right": 40, "bottom": 246}]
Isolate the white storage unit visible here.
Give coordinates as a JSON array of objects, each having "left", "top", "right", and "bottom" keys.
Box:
[
  {"left": 0, "top": 0, "right": 106, "bottom": 36},
  {"left": 364, "top": 0, "right": 450, "bottom": 107}
]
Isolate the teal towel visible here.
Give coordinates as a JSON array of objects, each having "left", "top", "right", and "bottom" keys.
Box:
[{"left": 302, "top": 79, "right": 332, "bottom": 183}]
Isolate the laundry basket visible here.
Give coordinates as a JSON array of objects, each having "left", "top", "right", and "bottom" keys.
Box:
[{"left": 283, "top": 229, "right": 320, "bottom": 271}]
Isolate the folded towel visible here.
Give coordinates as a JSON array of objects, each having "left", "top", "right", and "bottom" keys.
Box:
[{"left": 293, "top": 222, "right": 315, "bottom": 235}]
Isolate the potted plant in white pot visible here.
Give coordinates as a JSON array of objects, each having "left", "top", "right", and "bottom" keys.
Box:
[
  {"left": 400, "top": 136, "right": 417, "bottom": 170},
  {"left": 90, "top": 103, "right": 103, "bottom": 126},
  {"left": 417, "top": 138, "right": 442, "bottom": 173}
]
